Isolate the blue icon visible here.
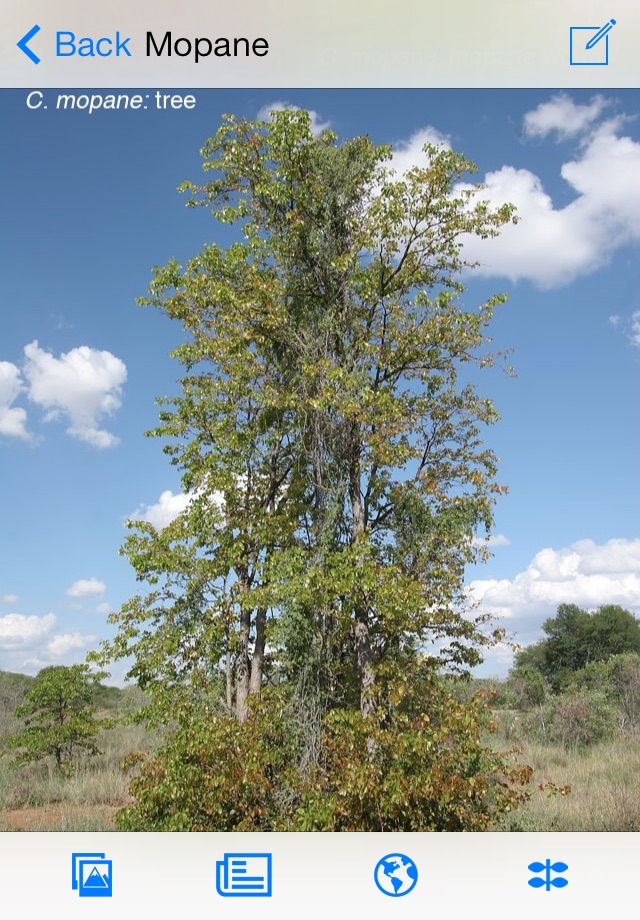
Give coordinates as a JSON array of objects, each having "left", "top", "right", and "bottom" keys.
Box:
[
  {"left": 374, "top": 853, "right": 418, "bottom": 897},
  {"left": 528, "top": 859, "right": 568, "bottom": 890},
  {"left": 17, "top": 24, "right": 41, "bottom": 65},
  {"left": 570, "top": 19, "right": 616, "bottom": 65},
  {"left": 72, "top": 852, "right": 113, "bottom": 898},
  {"left": 216, "top": 853, "right": 272, "bottom": 897}
]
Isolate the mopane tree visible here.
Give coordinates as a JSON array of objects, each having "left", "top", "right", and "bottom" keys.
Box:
[
  {"left": 4, "top": 665, "right": 104, "bottom": 773},
  {"left": 98, "top": 111, "right": 530, "bottom": 829}
]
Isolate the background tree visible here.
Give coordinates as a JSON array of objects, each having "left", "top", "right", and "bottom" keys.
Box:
[
  {"left": 3, "top": 665, "right": 105, "bottom": 773},
  {"left": 516, "top": 604, "right": 640, "bottom": 690},
  {"left": 97, "top": 110, "right": 530, "bottom": 829},
  {"left": 499, "top": 665, "right": 548, "bottom": 709}
]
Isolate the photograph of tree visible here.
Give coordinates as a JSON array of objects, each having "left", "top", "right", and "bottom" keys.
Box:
[{"left": 0, "top": 90, "right": 638, "bottom": 830}]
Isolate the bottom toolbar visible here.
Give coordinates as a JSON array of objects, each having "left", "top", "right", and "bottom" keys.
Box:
[{"left": 0, "top": 832, "right": 633, "bottom": 919}]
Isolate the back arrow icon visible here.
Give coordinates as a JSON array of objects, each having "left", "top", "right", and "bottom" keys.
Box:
[{"left": 17, "top": 24, "right": 41, "bottom": 64}]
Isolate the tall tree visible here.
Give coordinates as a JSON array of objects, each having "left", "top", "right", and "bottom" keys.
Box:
[
  {"left": 95, "top": 112, "right": 532, "bottom": 830},
  {"left": 99, "top": 111, "right": 515, "bottom": 725}
]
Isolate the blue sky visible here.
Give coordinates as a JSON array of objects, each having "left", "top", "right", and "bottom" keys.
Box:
[{"left": 1, "top": 89, "right": 638, "bottom": 681}]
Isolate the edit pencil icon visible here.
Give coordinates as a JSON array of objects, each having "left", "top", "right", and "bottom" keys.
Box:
[
  {"left": 585, "top": 19, "right": 616, "bottom": 49},
  {"left": 570, "top": 18, "right": 617, "bottom": 64}
]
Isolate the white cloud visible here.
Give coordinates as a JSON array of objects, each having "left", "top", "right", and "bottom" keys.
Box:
[
  {"left": 468, "top": 538, "right": 640, "bottom": 629},
  {"left": 523, "top": 92, "right": 610, "bottom": 141},
  {"left": 472, "top": 638, "right": 526, "bottom": 679},
  {"left": 0, "top": 612, "right": 56, "bottom": 648},
  {"left": 472, "top": 533, "right": 511, "bottom": 549},
  {"left": 0, "top": 361, "right": 29, "bottom": 440},
  {"left": 1, "top": 594, "right": 18, "bottom": 604},
  {"left": 129, "top": 489, "right": 193, "bottom": 529},
  {"left": 46, "top": 632, "right": 97, "bottom": 658},
  {"left": 66, "top": 578, "right": 106, "bottom": 599},
  {"left": 23, "top": 340, "right": 127, "bottom": 448},
  {"left": 458, "top": 111, "right": 640, "bottom": 288},
  {"left": 389, "top": 126, "right": 451, "bottom": 176},
  {"left": 257, "top": 102, "right": 330, "bottom": 137},
  {"left": 95, "top": 602, "right": 111, "bottom": 615},
  {"left": 21, "top": 657, "right": 48, "bottom": 673},
  {"left": 630, "top": 311, "right": 640, "bottom": 347}
]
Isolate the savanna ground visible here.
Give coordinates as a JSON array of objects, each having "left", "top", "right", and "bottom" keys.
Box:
[
  {"left": 0, "top": 673, "right": 155, "bottom": 831},
  {"left": 1, "top": 671, "right": 638, "bottom": 832},
  {"left": 492, "top": 720, "right": 640, "bottom": 832}
]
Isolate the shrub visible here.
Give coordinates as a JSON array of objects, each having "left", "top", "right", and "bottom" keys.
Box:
[
  {"left": 500, "top": 666, "right": 548, "bottom": 710},
  {"left": 294, "top": 696, "right": 531, "bottom": 831},
  {"left": 523, "top": 689, "right": 617, "bottom": 748},
  {"left": 117, "top": 686, "right": 531, "bottom": 831},
  {"left": 568, "top": 653, "right": 640, "bottom": 732},
  {"left": 117, "top": 703, "right": 295, "bottom": 831},
  {"left": 610, "top": 653, "right": 640, "bottom": 731}
]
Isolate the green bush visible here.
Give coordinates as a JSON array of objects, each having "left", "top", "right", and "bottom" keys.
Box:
[
  {"left": 523, "top": 689, "right": 617, "bottom": 748},
  {"left": 499, "top": 666, "right": 548, "bottom": 710},
  {"left": 117, "top": 686, "right": 531, "bottom": 831},
  {"left": 568, "top": 653, "right": 640, "bottom": 732}
]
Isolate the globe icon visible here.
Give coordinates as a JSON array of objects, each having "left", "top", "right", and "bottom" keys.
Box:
[{"left": 374, "top": 853, "right": 418, "bottom": 897}]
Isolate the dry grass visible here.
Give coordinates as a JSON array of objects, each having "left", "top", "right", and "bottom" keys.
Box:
[
  {"left": 2, "top": 696, "right": 639, "bottom": 831},
  {"left": 495, "top": 732, "right": 640, "bottom": 831},
  {"left": 0, "top": 720, "right": 159, "bottom": 831},
  {"left": 0, "top": 804, "right": 119, "bottom": 832}
]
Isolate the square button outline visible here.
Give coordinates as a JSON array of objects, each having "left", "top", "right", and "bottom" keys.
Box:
[
  {"left": 569, "top": 26, "right": 609, "bottom": 65},
  {"left": 78, "top": 858, "right": 113, "bottom": 898}
]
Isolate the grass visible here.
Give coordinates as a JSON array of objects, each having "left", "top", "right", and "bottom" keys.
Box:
[
  {"left": 1, "top": 670, "right": 639, "bottom": 831},
  {"left": 4, "top": 725, "right": 639, "bottom": 831},
  {"left": 0, "top": 717, "right": 159, "bottom": 831},
  {"left": 494, "top": 731, "right": 640, "bottom": 831}
]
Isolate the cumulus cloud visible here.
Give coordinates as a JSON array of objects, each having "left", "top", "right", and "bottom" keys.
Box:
[
  {"left": 20, "top": 657, "right": 48, "bottom": 673},
  {"left": 472, "top": 533, "right": 511, "bottom": 549},
  {"left": 129, "top": 489, "right": 193, "bottom": 529},
  {"left": 0, "top": 612, "right": 100, "bottom": 671},
  {"left": 95, "top": 602, "right": 111, "bottom": 615},
  {"left": 468, "top": 538, "right": 640, "bottom": 635},
  {"left": 0, "top": 612, "right": 56, "bottom": 648},
  {"left": 1, "top": 594, "right": 18, "bottom": 604},
  {"left": 66, "top": 578, "right": 106, "bottom": 599},
  {"left": 0, "top": 361, "right": 29, "bottom": 440},
  {"left": 522, "top": 92, "right": 610, "bottom": 141},
  {"left": 129, "top": 484, "right": 228, "bottom": 533},
  {"left": 389, "top": 126, "right": 451, "bottom": 176},
  {"left": 23, "top": 340, "right": 127, "bottom": 448},
  {"left": 46, "top": 632, "right": 97, "bottom": 658},
  {"left": 257, "top": 102, "right": 330, "bottom": 137},
  {"left": 630, "top": 311, "right": 640, "bottom": 347},
  {"left": 458, "top": 109, "right": 640, "bottom": 288}
]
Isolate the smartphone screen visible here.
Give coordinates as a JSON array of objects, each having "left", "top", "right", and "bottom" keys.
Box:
[{"left": 1, "top": 1, "right": 639, "bottom": 915}]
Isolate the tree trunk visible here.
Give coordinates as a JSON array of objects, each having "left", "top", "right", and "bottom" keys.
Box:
[
  {"left": 249, "top": 606, "right": 266, "bottom": 696},
  {"left": 349, "top": 427, "right": 377, "bottom": 718},
  {"left": 236, "top": 603, "right": 251, "bottom": 723},
  {"left": 225, "top": 644, "right": 233, "bottom": 713},
  {"left": 354, "top": 618, "right": 377, "bottom": 718}
]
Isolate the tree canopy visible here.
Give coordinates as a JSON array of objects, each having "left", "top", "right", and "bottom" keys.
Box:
[
  {"left": 3, "top": 664, "right": 104, "bottom": 772},
  {"left": 96, "top": 110, "right": 529, "bottom": 829},
  {"left": 516, "top": 604, "right": 640, "bottom": 689}
]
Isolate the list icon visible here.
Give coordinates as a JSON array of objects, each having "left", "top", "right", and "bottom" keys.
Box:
[{"left": 215, "top": 853, "right": 272, "bottom": 897}]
